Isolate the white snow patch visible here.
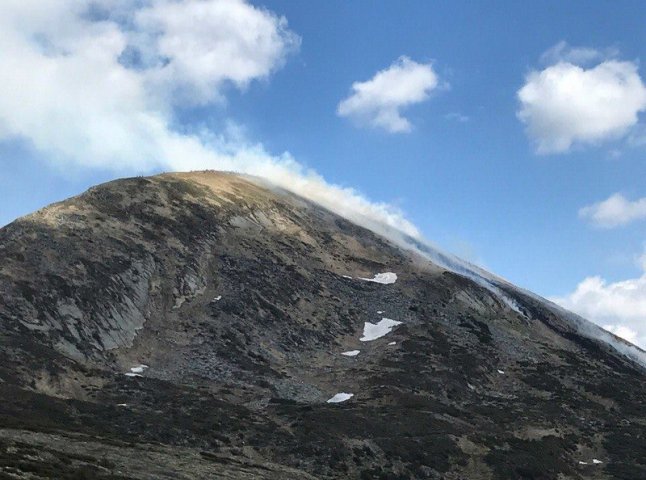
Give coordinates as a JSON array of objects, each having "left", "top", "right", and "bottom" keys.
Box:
[
  {"left": 124, "top": 373, "right": 142, "bottom": 377},
  {"left": 341, "top": 350, "right": 360, "bottom": 357},
  {"left": 342, "top": 275, "right": 353, "bottom": 279},
  {"left": 360, "top": 318, "right": 402, "bottom": 342},
  {"left": 360, "top": 272, "right": 398, "bottom": 284},
  {"left": 497, "top": 369, "right": 505, "bottom": 375},
  {"left": 213, "top": 295, "right": 222, "bottom": 302},
  {"left": 117, "top": 403, "right": 128, "bottom": 407},
  {"left": 579, "top": 461, "right": 588, "bottom": 465},
  {"left": 388, "top": 341, "right": 396, "bottom": 346},
  {"left": 377, "top": 311, "right": 384, "bottom": 314},
  {"left": 327, "top": 393, "right": 354, "bottom": 403},
  {"left": 130, "top": 364, "right": 149, "bottom": 374},
  {"left": 592, "top": 459, "right": 603, "bottom": 464}
]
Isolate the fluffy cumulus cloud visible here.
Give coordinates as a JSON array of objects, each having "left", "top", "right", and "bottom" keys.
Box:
[
  {"left": 552, "top": 258, "right": 646, "bottom": 349},
  {"left": 133, "top": 0, "right": 300, "bottom": 104},
  {"left": 517, "top": 43, "right": 646, "bottom": 154},
  {"left": 0, "top": 0, "right": 421, "bottom": 239},
  {"left": 579, "top": 193, "right": 646, "bottom": 228},
  {"left": 337, "top": 57, "right": 440, "bottom": 133}
]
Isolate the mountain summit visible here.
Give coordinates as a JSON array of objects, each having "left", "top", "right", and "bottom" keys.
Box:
[{"left": 0, "top": 171, "right": 644, "bottom": 479}]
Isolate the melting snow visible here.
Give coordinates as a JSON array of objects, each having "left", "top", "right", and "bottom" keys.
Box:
[
  {"left": 130, "top": 364, "right": 149, "bottom": 374},
  {"left": 125, "top": 364, "right": 148, "bottom": 376},
  {"left": 377, "top": 310, "right": 383, "bottom": 314},
  {"left": 360, "top": 318, "right": 402, "bottom": 342},
  {"left": 497, "top": 369, "right": 505, "bottom": 374},
  {"left": 341, "top": 350, "right": 360, "bottom": 357},
  {"left": 592, "top": 459, "right": 603, "bottom": 464},
  {"left": 342, "top": 275, "right": 353, "bottom": 279},
  {"left": 117, "top": 403, "right": 128, "bottom": 407},
  {"left": 327, "top": 393, "right": 354, "bottom": 403},
  {"left": 360, "top": 272, "right": 397, "bottom": 284},
  {"left": 578, "top": 461, "right": 588, "bottom": 465},
  {"left": 388, "top": 341, "right": 396, "bottom": 346},
  {"left": 213, "top": 295, "right": 222, "bottom": 302}
]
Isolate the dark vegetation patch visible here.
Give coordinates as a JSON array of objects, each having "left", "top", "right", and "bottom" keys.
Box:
[
  {"left": 604, "top": 425, "right": 646, "bottom": 479},
  {"left": 485, "top": 435, "right": 577, "bottom": 480},
  {"left": 458, "top": 315, "right": 493, "bottom": 344}
]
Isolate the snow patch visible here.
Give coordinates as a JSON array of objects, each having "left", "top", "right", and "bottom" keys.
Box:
[
  {"left": 388, "top": 341, "right": 396, "bottom": 346},
  {"left": 592, "top": 459, "right": 603, "bottom": 464},
  {"left": 360, "top": 318, "right": 402, "bottom": 342},
  {"left": 497, "top": 369, "right": 505, "bottom": 375},
  {"left": 341, "top": 350, "right": 360, "bottom": 357},
  {"left": 212, "top": 295, "right": 222, "bottom": 302},
  {"left": 327, "top": 393, "right": 354, "bottom": 403},
  {"left": 125, "top": 364, "right": 148, "bottom": 376},
  {"left": 130, "top": 364, "right": 148, "bottom": 374},
  {"left": 360, "top": 272, "right": 398, "bottom": 284}
]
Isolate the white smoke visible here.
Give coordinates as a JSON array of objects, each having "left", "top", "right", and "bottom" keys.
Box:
[{"left": 0, "top": 0, "right": 418, "bottom": 238}]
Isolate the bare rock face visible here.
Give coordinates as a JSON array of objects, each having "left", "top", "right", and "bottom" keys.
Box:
[{"left": 0, "top": 171, "right": 644, "bottom": 479}]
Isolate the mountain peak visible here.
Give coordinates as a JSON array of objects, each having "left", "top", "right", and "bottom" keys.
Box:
[{"left": 0, "top": 172, "right": 644, "bottom": 479}]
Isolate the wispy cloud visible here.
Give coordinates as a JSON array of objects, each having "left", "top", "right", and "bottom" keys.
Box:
[
  {"left": 445, "top": 112, "right": 469, "bottom": 123},
  {"left": 579, "top": 193, "right": 646, "bottom": 228},
  {"left": 337, "top": 56, "right": 442, "bottom": 133},
  {"left": 539, "top": 41, "right": 617, "bottom": 67},
  {"left": 517, "top": 43, "right": 646, "bottom": 154}
]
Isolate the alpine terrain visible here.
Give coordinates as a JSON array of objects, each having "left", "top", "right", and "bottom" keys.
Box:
[{"left": 0, "top": 171, "right": 644, "bottom": 480}]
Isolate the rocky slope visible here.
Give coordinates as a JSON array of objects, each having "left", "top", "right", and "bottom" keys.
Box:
[{"left": 0, "top": 171, "right": 644, "bottom": 479}]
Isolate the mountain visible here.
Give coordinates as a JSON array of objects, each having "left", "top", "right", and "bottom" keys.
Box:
[{"left": 0, "top": 171, "right": 644, "bottom": 480}]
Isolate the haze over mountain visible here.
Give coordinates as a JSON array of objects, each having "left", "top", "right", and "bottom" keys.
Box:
[{"left": 0, "top": 171, "right": 644, "bottom": 479}]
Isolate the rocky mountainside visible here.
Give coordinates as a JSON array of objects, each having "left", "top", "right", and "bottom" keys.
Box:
[{"left": 0, "top": 171, "right": 644, "bottom": 480}]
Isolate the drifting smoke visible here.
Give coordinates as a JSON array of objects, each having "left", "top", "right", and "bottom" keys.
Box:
[{"left": 0, "top": 0, "right": 417, "bottom": 239}]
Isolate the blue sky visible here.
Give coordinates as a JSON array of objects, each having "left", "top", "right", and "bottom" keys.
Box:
[{"left": 1, "top": 0, "right": 645, "bottom": 346}]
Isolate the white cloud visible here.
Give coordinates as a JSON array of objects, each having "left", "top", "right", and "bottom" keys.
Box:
[
  {"left": 517, "top": 45, "right": 646, "bottom": 154},
  {"left": 0, "top": 0, "right": 299, "bottom": 169},
  {"left": 134, "top": 0, "right": 300, "bottom": 105},
  {"left": 579, "top": 193, "right": 646, "bottom": 228},
  {"left": 552, "top": 262, "right": 646, "bottom": 349},
  {"left": 0, "top": 0, "right": 421, "bottom": 241},
  {"left": 337, "top": 56, "right": 441, "bottom": 133}
]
